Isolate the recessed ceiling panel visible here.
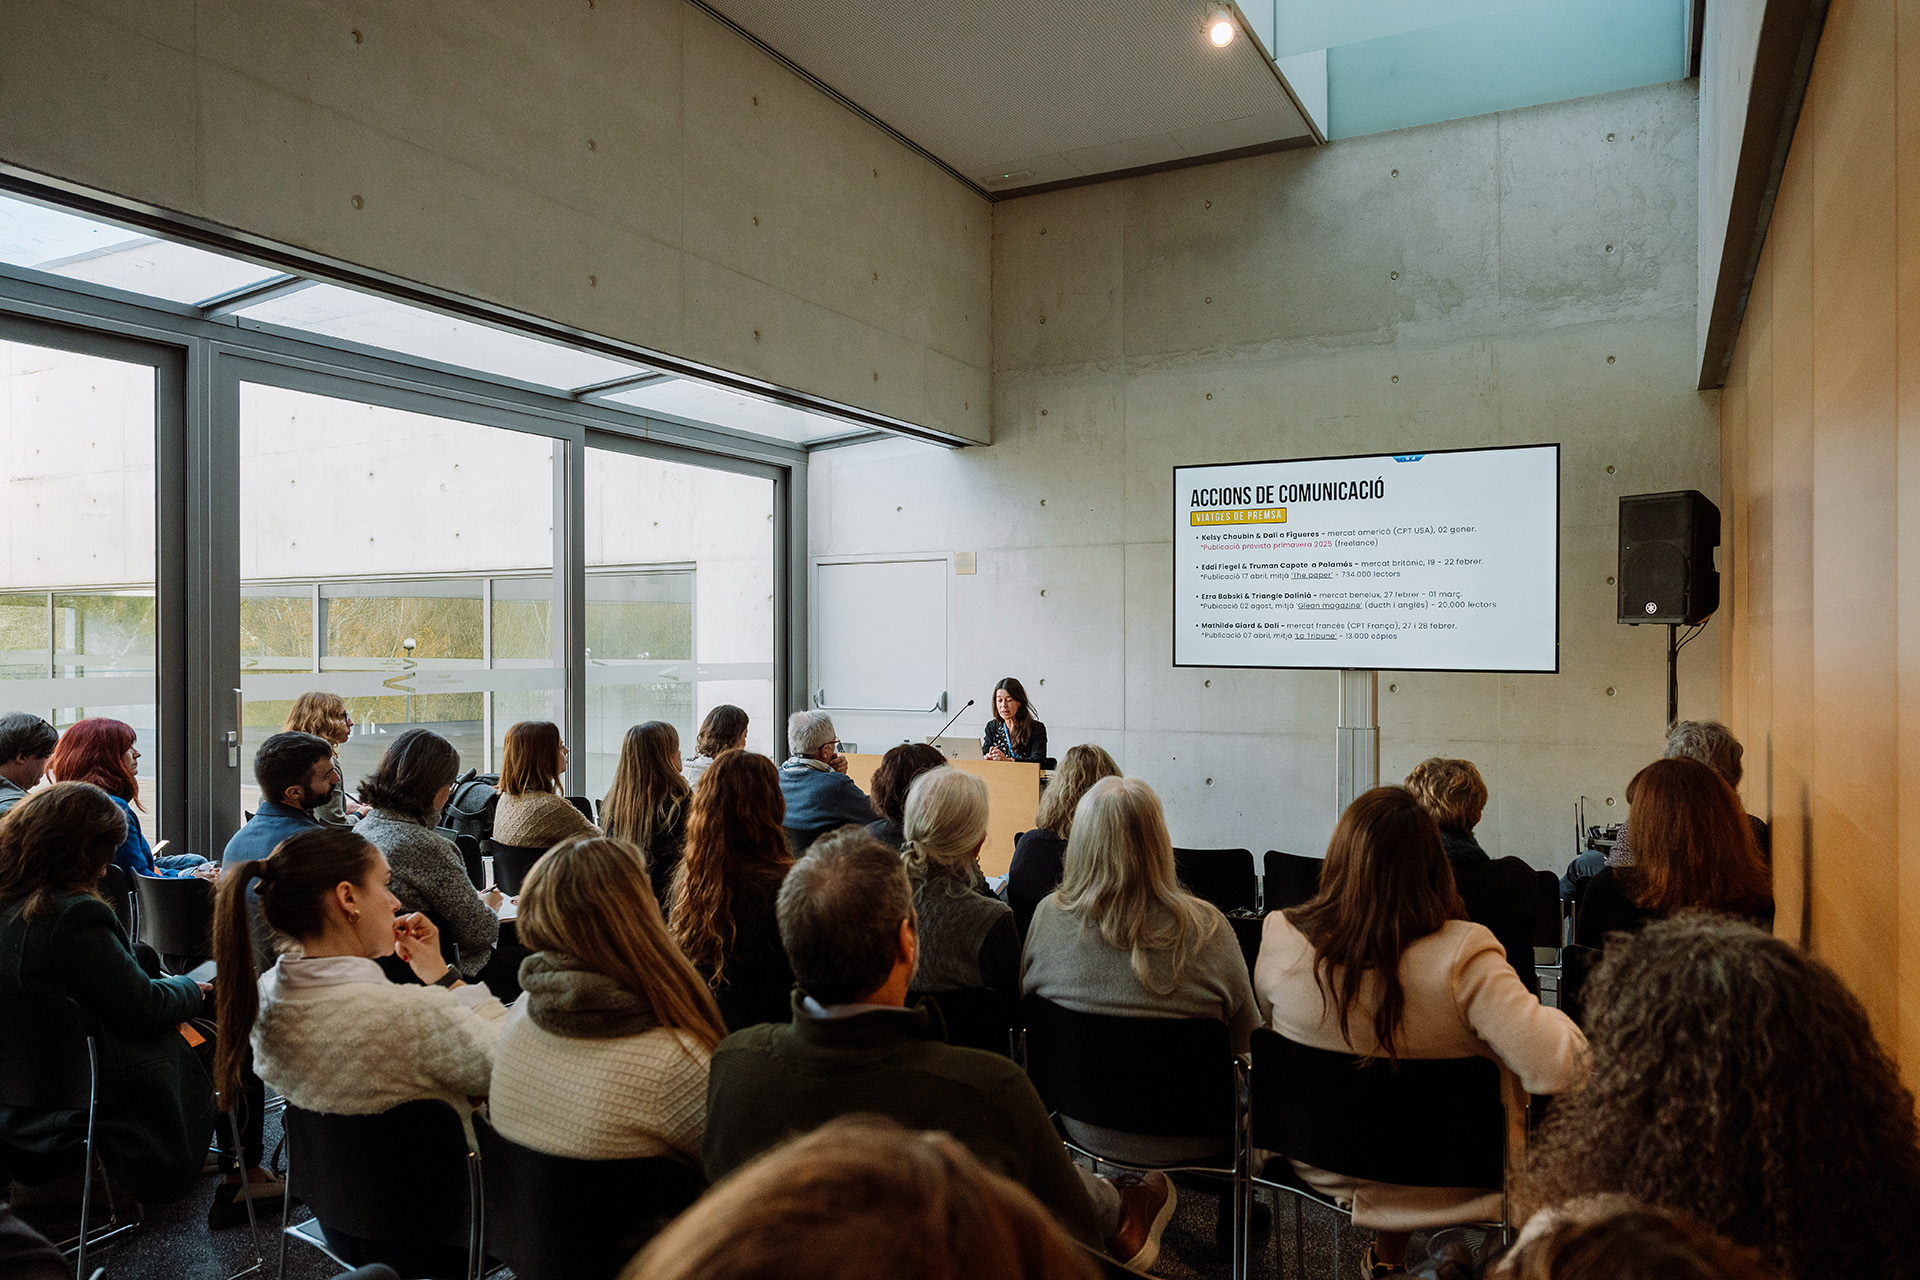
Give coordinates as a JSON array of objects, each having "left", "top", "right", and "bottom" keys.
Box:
[{"left": 697, "top": 0, "right": 1317, "bottom": 193}]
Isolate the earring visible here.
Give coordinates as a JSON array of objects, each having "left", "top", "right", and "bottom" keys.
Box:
[{"left": 348, "top": 909, "right": 361, "bottom": 922}]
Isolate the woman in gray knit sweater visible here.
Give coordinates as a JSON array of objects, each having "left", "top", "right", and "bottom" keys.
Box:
[
  {"left": 355, "top": 729, "right": 501, "bottom": 979},
  {"left": 900, "top": 767, "right": 1019, "bottom": 1012}
]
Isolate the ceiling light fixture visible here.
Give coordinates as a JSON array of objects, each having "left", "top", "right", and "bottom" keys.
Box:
[{"left": 1207, "top": 6, "right": 1236, "bottom": 46}]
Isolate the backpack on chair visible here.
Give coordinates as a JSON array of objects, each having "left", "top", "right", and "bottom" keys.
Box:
[{"left": 441, "top": 769, "right": 501, "bottom": 843}]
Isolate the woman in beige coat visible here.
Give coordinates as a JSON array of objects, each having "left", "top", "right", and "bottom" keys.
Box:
[{"left": 1255, "top": 787, "right": 1589, "bottom": 1278}]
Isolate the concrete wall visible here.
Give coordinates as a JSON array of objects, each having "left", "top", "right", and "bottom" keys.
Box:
[
  {"left": 1697, "top": 0, "right": 1768, "bottom": 365},
  {"left": 0, "top": 0, "right": 992, "bottom": 443},
  {"left": 812, "top": 81, "right": 1719, "bottom": 867},
  {"left": 1718, "top": 0, "right": 1920, "bottom": 1086}
]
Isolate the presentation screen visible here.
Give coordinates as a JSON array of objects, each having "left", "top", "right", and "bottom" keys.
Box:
[{"left": 1173, "top": 444, "right": 1559, "bottom": 672}]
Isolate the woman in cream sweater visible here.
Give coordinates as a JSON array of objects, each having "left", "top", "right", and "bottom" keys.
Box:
[
  {"left": 493, "top": 720, "right": 601, "bottom": 850},
  {"left": 1256, "top": 787, "right": 1588, "bottom": 1278},
  {"left": 489, "top": 836, "right": 726, "bottom": 1164}
]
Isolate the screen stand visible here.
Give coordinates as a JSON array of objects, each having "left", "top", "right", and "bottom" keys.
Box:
[{"left": 1336, "top": 669, "right": 1380, "bottom": 813}]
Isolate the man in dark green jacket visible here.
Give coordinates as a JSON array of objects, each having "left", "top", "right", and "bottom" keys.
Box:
[{"left": 703, "top": 828, "right": 1173, "bottom": 1264}]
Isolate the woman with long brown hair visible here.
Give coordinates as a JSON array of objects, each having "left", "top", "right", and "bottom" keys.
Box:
[
  {"left": 0, "top": 783, "right": 247, "bottom": 1211},
  {"left": 1516, "top": 915, "right": 1920, "bottom": 1280},
  {"left": 489, "top": 836, "right": 726, "bottom": 1163},
  {"left": 669, "top": 749, "right": 795, "bottom": 1030},
  {"left": 47, "top": 716, "right": 213, "bottom": 881},
  {"left": 685, "top": 704, "right": 749, "bottom": 786},
  {"left": 1007, "top": 743, "right": 1121, "bottom": 937},
  {"left": 1576, "top": 757, "right": 1772, "bottom": 948},
  {"left": 982, "top": 676, "right": 1047, "bottom": 764},
  {"left": 601, "top": 721, "right": 692, "bottom": 904},
  {"left": 1256, "top": 787, "right": 1588, "bottom": 1277},
  {"left": 283, "top": 691, "right": 368, "bottom": 827},
  {"left": 493, "top": 720, "right": 600, "bottom": 849}
]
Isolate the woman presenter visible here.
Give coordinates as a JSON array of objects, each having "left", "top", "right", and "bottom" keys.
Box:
[{"left": 982, "top": 677, "right": 1048, "bottom": 764}]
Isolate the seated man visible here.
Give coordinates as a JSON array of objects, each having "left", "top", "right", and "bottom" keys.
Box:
[
  {"left": 0, "top": 712, "right": 57, "bottom": 818},
  {"left": 777, "top": 710, "right": 877, "bottom": 852},
  {"left": 221, "top": 731, "right": 339, "bottom": 865},
  {"left": 703, "top": 829, "right": 1176, "bottom": 1271}
]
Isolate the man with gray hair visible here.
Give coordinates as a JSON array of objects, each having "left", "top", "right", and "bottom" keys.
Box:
[
  {"left": 777, "top": 709, "right": 875, "bottom": 853},
  {"left": 0, "top": 712, "right": 59, "bottom": 818},
  {"left": 702, "top": 828, "right": 1175, "bottom": 1269}
]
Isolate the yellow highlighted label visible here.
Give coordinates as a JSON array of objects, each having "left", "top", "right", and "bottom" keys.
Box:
[{"left": 1191, "top": 507, "right": 1287, "bottom": 526}]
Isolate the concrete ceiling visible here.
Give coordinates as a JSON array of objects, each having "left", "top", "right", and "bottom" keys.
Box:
[{"left": 693, "top": 0, "right": 1318, "bottom": 196}]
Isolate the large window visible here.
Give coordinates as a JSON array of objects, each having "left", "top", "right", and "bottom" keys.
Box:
[
  {"left": 238, "top": 384, "right": 559, "bottom": 810},
  {"left": 0, "top": 338, "right": 163, "bottom": 829},
  {"left": 584, "top": 448, "right": 777, "bottom": 797}
]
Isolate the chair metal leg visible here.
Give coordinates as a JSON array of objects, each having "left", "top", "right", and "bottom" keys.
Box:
[
  {"left": 274, "top": 1128, "right": 292, "bottom": 1280},
  {"left": 73, "top": 1039, "right": 100, "bottom": 1280},
  {"left": 225, "top": 1101, "right": 265, "bottom": 1280},
  {"left": 465, "top": 1150, "right": 484, "bottom": 1280}
]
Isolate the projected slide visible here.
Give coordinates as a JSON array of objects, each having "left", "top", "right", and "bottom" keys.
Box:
[{"left": 1173, "top": 445, "right": 1559, "bottom": 672}]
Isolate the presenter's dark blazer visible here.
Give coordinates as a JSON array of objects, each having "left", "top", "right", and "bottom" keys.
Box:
[{"left": 982, "top": 719, "right": 1047, "bottom": 765}]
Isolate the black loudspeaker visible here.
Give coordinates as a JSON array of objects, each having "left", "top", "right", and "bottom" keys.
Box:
[{"left": 1618, "top": 491, "right": 1720, "bottom": 625}]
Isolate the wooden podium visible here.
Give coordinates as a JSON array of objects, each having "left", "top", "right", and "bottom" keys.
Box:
[{"left": 843, "top": 754, "right": 1041, "bottom": 877}]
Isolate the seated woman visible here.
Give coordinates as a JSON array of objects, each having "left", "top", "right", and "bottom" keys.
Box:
[
  {"left": 1023, "top": 776, "right": 1258, "bottom": 1166},
  {"left": 46, "top": 717, "right": 212, "bottom": 881},
  {"left": 982, "top": 677, "right": 1047, "bottom": 764},
  {"left": 1403, "top": 757, "right": 1492, "bottom": 866},
  {"left": 354, "top": 728, "right": 501, "bottom": 981},
  {"left": 669, "top": 750, "right": 796, "bottom": 1031},
  {"left": 1007, "top": 744, "right": 1120, "bottom": 938},
  {"left": 213, "top": 826, "right": 507, "bottom": 1277},
  {"left": 1516, "top": 915, "right": 1920, "bottom": 1280},
  {"left": 1575, "top": 757, "right": 1773, "bottom": 949},
  {"left": 685, "top": 704, "right": 749, "bottom": 787},
  {"left": 0, "top": 783, "right": 276, "bottom": 1214},
  {"left": 1257, "top": 786, "right": 1588, "bottom": 1277},
  {"left": 489, "top": 836, "right": 726, "bottom": 1164},
  {"left": 900, "top": 767, "right": 1019, "bottom": 1012},
  {"left": 283, "top": 691, "right": 369, "bottom": 828},
  {"left": 864, "top": 743, "right": 947, "bottom": 850},
  {"left": 493, "top": 720, "right": 600, "bottom": 850},
  {"left": 1404, "top": 756, "right": 1540, "bottom": 992},
  {"left": 602, "top": 721, "right": 693, "bottom": 906}
]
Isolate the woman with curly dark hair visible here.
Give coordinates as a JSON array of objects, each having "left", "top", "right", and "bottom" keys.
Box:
[
  {"left": 1516, "top": 914, "right": 1920, "bottom": 1280},
  {"left": 669, "top": 750, "right": 795, "bottom": 1031}
]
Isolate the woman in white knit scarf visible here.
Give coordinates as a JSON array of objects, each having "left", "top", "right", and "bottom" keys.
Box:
[{"left": 489, "top": 836, "right": 728, "bottom": 1164}]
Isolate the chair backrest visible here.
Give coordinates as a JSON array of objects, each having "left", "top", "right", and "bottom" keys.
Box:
[
  {"left": 478, "top": 1122, "right": 704, "bottom": 1280},
  {"left": 486, "top": 841, "right": 548, "bottom": 896},
  {"left": 1021, "top": 995, "right": 1234, "bottom": 1140},
  {"left": 910, "top": 987, "right": 1014, "bottom": 1057},
  {"left": 1226, "top": 912, "right": 1264, "bottom": 977},
  {"left": 0, "top": 991, "right": 94, "bottom": 1111},
  {"left": 1450, "top": 856, "right": 1540, "bottom": 994},
  {"left": 1558, "top": 944, "right": 1604, "bottom": 1027},
  {"left": 97, "top": 864, "right": 135, "bottom": 934},
  {"left": 437, "top": 828, "right": 487, "bottom": 889},
  {"left": 284, "top": 1100, "right": 474, "bottom": 1249},
  {"left": 1249, "top": 1029, "right": 1504, "bottom": 1190},
  {"left": 1263, "top": 850, "right": 1323, "bottom": 912},
  {"left": 1532, "top": 870, "right": 1564, "bottom": 948},
  {"left": 1172, "top": 847, "right": 1258, "bottom": 914},
  {"left": 566, "top": 795, "right": 595, "bottom": 824},
  {"left": 1008, "top": 887, "right": 1044, "bottom": 942},
  {"left": 132, "top": 871, "right": 217, "bottom": 959}
]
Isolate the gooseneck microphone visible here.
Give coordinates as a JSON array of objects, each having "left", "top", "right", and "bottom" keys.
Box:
[{"left": 927, "top": 698, "right": 974, "bottom": 746}]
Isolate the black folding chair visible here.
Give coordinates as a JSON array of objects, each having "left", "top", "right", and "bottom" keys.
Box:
[
  {"left": 1557, "top": 944, "right": 1604, "bottom": 1027},
  {"left": 910, "top": 987, "right": 1015, "bottom": 1057},
  {"left": 277, "top": 1100, "right": 483, "bottom": 1280},
  {"left": 0, "top": 992, "right": 140, "bottom": 1278},
  {"left": 565, "top": 795, "right": 595, "bottom": 824},
  {"left": 1262, "top": 850, "right": 1322, "bottom": 912},
  {"left": 436, "top": 828, "right": 487, "bottom": 890},
  {"left": 1227, "top": 912, "right": 1265, "bottom": 978},
  {"left": 97, "top": 866, "right": 135, "bottom": 936},
  {"left": 1172, "top": 847, "right": 1258, "bottom": 914},
  {"left": 1531, "top": 870, "right": 1566, "bottom": 1000},
  {"left": 1022, "top": 996, "right": 1245, "bottom": 1278},
  {"left": 1451, "top": 857, "right": 1540, "bottom": 995},
  {"left": 132, "top": 872, "right": 216, "bottom": 973},
  {"left": 485, "top": 842, "right": 548, "bottom": 896},
  {"left": 477, "top": 1121, "right": 704, "bottom": 1280},
  {"left": 1247, "top": 1029, "right": 1509, "bottom": 1273}
]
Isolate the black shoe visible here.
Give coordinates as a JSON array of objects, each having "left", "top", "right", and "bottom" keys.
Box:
[
  {"left": 207, "top": 1173, "right": 286, "bottom": 1231},
  {"left": 1209, "top": 1194, "right": 1272, "bottom": 1255}
]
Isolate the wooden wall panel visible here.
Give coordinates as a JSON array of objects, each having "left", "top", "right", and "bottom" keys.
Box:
[{"left": 1722, "top": 0, "right": 1920, "bottom": 1086}]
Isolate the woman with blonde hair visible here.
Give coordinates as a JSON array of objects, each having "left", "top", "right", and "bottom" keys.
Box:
[
  {"left": 1008, "top": 744, "right": 1120, "bottom": 938},
  {"left": 669, "top": 750, "right": 795, "bottom": 1030},
  {"left": 489, "top": 837, "right": 726, "bottom": 1164},
  {"left": 493, "top": 720, "right": 600, "bottom": 849},
  {"left": 1022, "top": 775, "right": 1258, "bottom": 1164},
  {"left": 284, "top": 691, "right": 367, "bottom": 827},
  {"left": 900, "top": 767, "right": 1018, "bottom": 1010},
  {"left": 1404, "top": 757, "right": 1490, "bottom": 866},
  {"left": 601, "top": 721, "right": 693, "bottom": 905}
]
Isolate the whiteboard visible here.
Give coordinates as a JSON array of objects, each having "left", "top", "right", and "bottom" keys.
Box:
[
  {"left": 1173, "top": 444, "right": 1559, "bottom": 672},
  {"left": 813, "top": 558, "right": 948, "bottom": 711}
]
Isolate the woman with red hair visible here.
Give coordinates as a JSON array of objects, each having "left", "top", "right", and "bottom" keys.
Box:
[{"left": 46, "top": 718, "right": 213, "bottom": 882}]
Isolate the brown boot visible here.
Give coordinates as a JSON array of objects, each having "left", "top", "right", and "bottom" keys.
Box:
[{"left": 1104, "top": 1171, "right": 1177, "bottom": 1273}]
